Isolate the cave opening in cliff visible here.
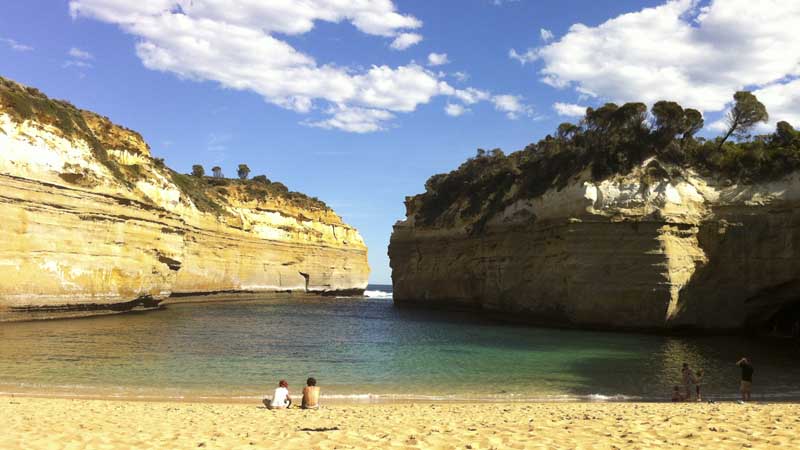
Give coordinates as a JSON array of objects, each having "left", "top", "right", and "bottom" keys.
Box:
[{"left": 763, "top": 301, "right": 800, "bottom": 338}]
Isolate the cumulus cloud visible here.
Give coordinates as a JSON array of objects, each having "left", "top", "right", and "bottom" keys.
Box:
[
  {"left": 390, "top": 32, "right": 422, "bottom": 50},
  {"left": 539, "top": 28, "right": 553, "bottom": 42},
  {"left": 427, "top": 52, "right": 449, "bottom": 66},
  {"left": 553, "top": 102, "right": 587, "bottom": 117},
  {"left": 511, "top": 0, "right": 800, "bottom": 127},
  {"left": 1, "top": 38, "right": 33, "bottom": 52},
  {"left": 444, "top": 103, "right": 469, "bottom": 117},
  {"left": 492, "top": 94, "right": 533, "bottom": 119},
  {"left": 69, "top": 0, "right": 524, "bottom": 132}
]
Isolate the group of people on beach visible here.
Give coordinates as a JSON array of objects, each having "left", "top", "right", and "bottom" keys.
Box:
[
  {"left": 264, "top": 377, "right": 320, "bottom": 410},
  {"left": 672, "top": 357, "right": 754, "bottom": 402}
]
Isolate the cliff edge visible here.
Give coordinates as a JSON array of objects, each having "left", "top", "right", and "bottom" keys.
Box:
[
  {"left": 0, "top": 76, "right": 369, "bottom": 320},
  {"left": 389, "top": 96, "right": 800, "bottom": 333}
]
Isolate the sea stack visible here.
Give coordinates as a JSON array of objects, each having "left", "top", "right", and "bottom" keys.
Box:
[
  {"left": 0, "top": 76, "right": 369, "bottom": 320},
  {"left": 389, "top": 101, "right": 800, "bottom": 333}
]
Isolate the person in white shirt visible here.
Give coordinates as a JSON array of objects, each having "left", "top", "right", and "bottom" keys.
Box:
[{"left": 263, "top": 380, "right": 292, "bottom": 409}]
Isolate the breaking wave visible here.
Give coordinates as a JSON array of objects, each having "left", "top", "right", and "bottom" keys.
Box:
[{"left": 364, "top": 289, "right": 392, "bottom": 299}]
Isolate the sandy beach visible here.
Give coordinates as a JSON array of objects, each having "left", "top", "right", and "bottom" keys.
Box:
[{"left": 1, "top": 396, "right": 798, "bottom": 449}]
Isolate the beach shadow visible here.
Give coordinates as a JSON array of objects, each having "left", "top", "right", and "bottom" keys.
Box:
[{"left": 298, "top": 427, "right": 340, "bottom": 432}]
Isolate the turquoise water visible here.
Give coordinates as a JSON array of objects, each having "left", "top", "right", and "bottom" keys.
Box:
[{"left": 1, "top": 286, "right": 799, "bottom": 402}]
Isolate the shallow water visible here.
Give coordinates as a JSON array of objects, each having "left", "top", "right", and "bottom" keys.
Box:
[{"left": 1, "top": 286, "right": 799, "bottom": 403}]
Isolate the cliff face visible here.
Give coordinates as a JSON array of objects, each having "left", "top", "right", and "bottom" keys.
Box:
[
  {"left": 389, "top": 161, "right": 800, "bottom": 332},
  {"left": 0, "top": 77, "right": 368, "bottom": 320}
]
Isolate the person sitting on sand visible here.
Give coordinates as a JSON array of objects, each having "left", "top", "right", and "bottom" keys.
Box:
[
  {"left": 671, "top": 386, "right": 684, "bottom": 402},
  {"left": 301, "top": 377, "right": 321, "bottom": 409},
  {"left": 737, "top": 357, "right": 754, "bottom": 402},
  {"left": 695, "top": 369, "right": 705, "bottom": 401},
  {"left": 264, "top": 380, "right": 292, "bottom": 409},
  {"left": 681, "top": 363, "right": 696, "bottom": 400}
]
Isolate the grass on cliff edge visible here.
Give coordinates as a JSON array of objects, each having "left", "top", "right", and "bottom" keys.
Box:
[
  {"left": 0, "top": 76, "right": 132, "bottom": 184},
  {"left": 0, "top": 75, "right": 331, "bottom": 216},
  {"left": 413, "top": 92, "right": 800, "bottom": 233},
  {"left": 169, "top": 171, "right": 330, "bottom": 215}
]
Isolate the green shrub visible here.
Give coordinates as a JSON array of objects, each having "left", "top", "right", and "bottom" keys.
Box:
[{"left": 412, "top": 91, "right": 800, "bottom": 232}]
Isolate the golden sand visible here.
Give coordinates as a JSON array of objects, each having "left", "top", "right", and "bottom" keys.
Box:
[{"left": 1, "top": 396, "right": 798, "bottom": 449}]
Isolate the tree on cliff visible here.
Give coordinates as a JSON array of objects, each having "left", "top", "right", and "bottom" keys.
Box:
[
  {"left": 212, "top": 166, "right": 223, "bottom": 178},
  {"left": 718, "top": 91, "right": 768, "bottom": 149},
  {"left": 191, "top": 165, "right": 205, "bottom": 177},
  {"left": 412, "top": 90, "right": 800, "bottom": 230},
  {"left": 237, "top": 164, "right": 251, "bottom": 180}
]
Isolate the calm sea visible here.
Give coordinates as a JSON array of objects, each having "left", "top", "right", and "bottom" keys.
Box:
[{"left": 1, "top": 285, "right": 799, "bottom": 403}]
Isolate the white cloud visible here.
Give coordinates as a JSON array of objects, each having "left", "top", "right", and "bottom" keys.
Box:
[
  {"left": 452, "top": 71, "right": 469, "bottom": 82},
  {"left": 306, "top": 105, "right": 395, "bottom": 133},
  {"left": 515, "top": 0, "right": 800, "bottom": 126},
  {"left": 553, "top": 102, "right": 586, "bottom": 117},
  {"left": 63, "top": 60, "right": 93, "bottom": 69},
  {"left": 508, "top": 48, "right": 538, "bottom": 65},
  {"left": 70, "top": 1, "right": 422, "bottom": 37},
  {"left": 427, "top": 52, "right": 449, "bottom": 66},
  {"left": 753, "top": 79, "right": 800, "bottom": 128},
  {"left": 539, "top": 28, "right": 553, "bottom": 42},
  {"left": 390, "top": 33, "right": 422, "bottom": 50},
  {"left": 1, "top": 38, "right": 33, "bottom": 52},
  {"left": 68, "top": 47, "right": 93, "bottom": 59},
  {"left": 492, "top": 94, "right": 533, "bottom": 119},
  {"left": 444, "top": 103, "right": 469, "bottom": 117},
  {"left": 69, "top": 0, "right": 525, "bottom": 131},
  {"left": 452, "top": 87, "right": 491, "bottom": 104}
]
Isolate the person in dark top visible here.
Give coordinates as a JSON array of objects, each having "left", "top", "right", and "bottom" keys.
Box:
[{"left": 737, "top": 357, "right": 754, "bottom": 402}]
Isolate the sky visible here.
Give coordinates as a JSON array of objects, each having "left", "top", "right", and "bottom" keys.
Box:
[{"left": 1, "top": 0, "right": 799, "bottom": 283}]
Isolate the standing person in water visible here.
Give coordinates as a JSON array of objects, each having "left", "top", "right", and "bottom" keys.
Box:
[
  {"left": 264, "top": 380, "right": 292, "bottom": 409},
  {"left": 694, "top": 369, "right": 705, "bottom": 401},
  {"left": 681, "top": 363, "right": 696, "bottom": 400},
  {"left": 301, "top": 377, "right": 321, "bottom": 409},
  {"left": 737, "top": 357, "right": 754, "bottom": 402}
]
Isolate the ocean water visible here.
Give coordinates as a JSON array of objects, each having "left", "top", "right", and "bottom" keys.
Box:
[{"left": 1, "top": 284, "right": 799, "bottom": 403}]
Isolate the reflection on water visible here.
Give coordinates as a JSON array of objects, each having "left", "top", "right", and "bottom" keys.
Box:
[{"left": 1, "top": 295, "right": 799, "bottom": 402}]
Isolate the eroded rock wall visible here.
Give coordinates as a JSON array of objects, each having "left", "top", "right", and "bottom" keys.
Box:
[
  {"left": 389, "top": 163, "right": 800, "bottom": 331},
  {"left": 0, "top": 80, "right": 368, "bottom": 320}
]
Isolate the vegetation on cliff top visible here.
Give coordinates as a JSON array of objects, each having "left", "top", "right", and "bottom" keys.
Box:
[
  {"left": 0, "top": 75, "right": 330, "bottom": 216},
  {"left": 170, "top": 166, "right": 329, "bottom": 215},
  {"left": 414, "top": 92, "right": 800, "bottom": 232},
  {"left": 0, "top": 76, "right": 132, "bottom": 184}
]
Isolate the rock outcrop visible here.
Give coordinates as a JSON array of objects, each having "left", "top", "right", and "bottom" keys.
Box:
[
  {"left": 0, "top": 77, "right": 368, "bottom": 320},
  {"left": 390, "top": 161, "right": 800, "bottom": 332}
]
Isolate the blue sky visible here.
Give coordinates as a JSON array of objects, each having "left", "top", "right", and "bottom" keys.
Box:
[{"left": 2, "top": 1, "right": 798, "bottom": 283}]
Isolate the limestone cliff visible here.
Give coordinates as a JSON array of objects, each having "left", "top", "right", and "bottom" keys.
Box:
[
  {"left": 0, "top": 76, "right": 368, "bottom": 320},
  {"left": 390, "top": 160, "right": 800, "bottom": 332}
]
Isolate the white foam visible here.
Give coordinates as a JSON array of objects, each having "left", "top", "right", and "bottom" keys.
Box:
[{"left": 364, "top": 289, "right": 392, "bottom": 299}]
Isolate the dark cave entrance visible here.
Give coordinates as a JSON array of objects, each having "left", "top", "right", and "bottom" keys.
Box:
[{"left": 762, "top": 301, "right": 800, "bottom": 338}]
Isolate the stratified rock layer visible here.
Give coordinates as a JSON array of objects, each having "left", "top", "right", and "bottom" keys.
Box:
[
  {"left": 389, "top": 162, "right": 800, "bottom": 331},
  {"left": 0, "top": 78, "right": 368, "bottom": 320}
]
